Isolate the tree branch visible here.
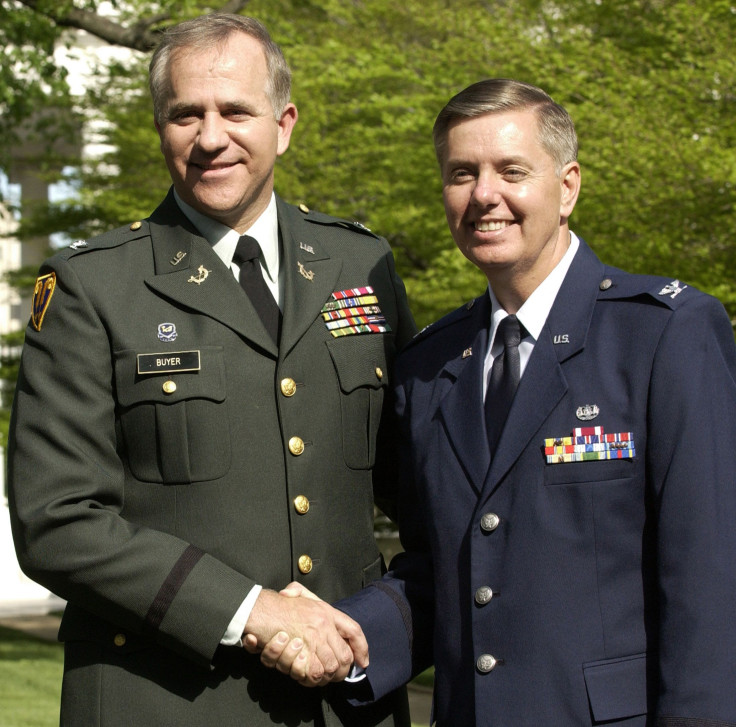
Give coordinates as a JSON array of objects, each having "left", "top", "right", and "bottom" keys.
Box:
[{"left": 18, "top": 0, "right": 252, "bottom": 52}]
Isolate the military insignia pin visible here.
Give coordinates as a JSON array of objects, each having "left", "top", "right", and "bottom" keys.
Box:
[
  {"left": 462, "top": 347, "right": 473, "bottom": 359},
  {"left": 299, "top": 242, "right": 315, "bottom": 255},
  {"left": 187, "top": 265, "right": 210, "bottom": 285},
  {"left": 31, "top": 272, "right": 56, "bottom": 331},
  {"left": 157, "top": 323, "right": 178, "bottom": 342},
  {"left": 70, "top": 240, "right": 87, "bottom": 250},
  {"left": 298, "top": 261, "right": 315, "bottom": 281},
  {"left": 170, "top": 251, "right": 187, "bottom": 266},
  {"left": 659, "top": 279, "right": 687, "bottom": 299}
]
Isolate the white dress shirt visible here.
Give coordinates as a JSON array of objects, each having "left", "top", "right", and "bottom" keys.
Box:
[
  {"left": 483, "top": 232, "right": 580, "bottom": 398},
  {"left": 174, "top": 190, "right": 282, "bottom": 308}
]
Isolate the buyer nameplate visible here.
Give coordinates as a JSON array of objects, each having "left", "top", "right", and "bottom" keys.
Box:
[{"left": 137, "top": 350, "right": 201, "bottom": 375}]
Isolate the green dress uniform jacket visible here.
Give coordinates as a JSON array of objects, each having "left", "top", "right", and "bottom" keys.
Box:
[{"left": 8, "top": 190, "right": 415, "bottom": 727}]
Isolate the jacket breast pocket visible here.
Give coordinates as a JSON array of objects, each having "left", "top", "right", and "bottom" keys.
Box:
[
  {"left": 327, "top": 334, "right": 392, "bottom": 470},
  {"left": 114, "top": 346, "right": 230, "bottom": 483},
  {"left": 544, "top": 458, "right": 635, "bottom": 486}
]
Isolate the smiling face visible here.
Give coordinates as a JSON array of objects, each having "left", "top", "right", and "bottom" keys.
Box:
[
  {"left": 155, "top": 32, "right": 297, "bottom": 232},
  {"left": 440, "top": 109, "right": 580, "bottom": 309}
]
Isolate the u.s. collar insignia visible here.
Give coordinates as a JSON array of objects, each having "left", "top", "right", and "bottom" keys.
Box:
[
  {"left": 70, "top": 240, "right": 87, "bottom": 250},
  {"left": 31, "top": 272, "right": 56, "bottom": 331},
  {"left": 659, "top": 279, "right": 687, "bottom": 299},
  {"left": 157, "top": 323, "right": 178, "bottom": 342},
  {"left": 576, "top": 404, "right": 600, "bottom": 421},
  {"left": 299, "top": 242, "right": 315, "bottom": 255},
  {"left": 170, "top": 251, "right": 187, "bottom": 266},
  {"left": 187, "top": 265, "right": 210, "bottom": 285},
  {"left": 298, "top": 261, "right": 315, "bottom": 281},
  {"left": 462, "top": 347, "right": 473, "bottom": 359}
]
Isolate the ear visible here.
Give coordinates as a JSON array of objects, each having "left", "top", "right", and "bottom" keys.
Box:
[
  {"left": 559, "top": 161, "right": 581, "bottom": 221},
  {"left": 276, "top": 103, "right": 299, "bottom": 156}
]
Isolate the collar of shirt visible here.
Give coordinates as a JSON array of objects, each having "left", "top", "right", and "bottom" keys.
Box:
[
  {"left": 483, "top": 232, "right": 580, "bottom": 397},
  {"left": 173, "top": 190, "right": 281, "bottom": 305}
]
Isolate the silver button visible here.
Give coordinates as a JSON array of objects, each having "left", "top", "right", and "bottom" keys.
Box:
[
  {"left": 475, "top": 586, "right": 495, "bottom": 605},
  {"left": 599, "top": 278, "right": 613, "bottom": 291},
  {"left": 480, "top": 513, "right": 500, "bottom": 532},
  {"left": 476, "top": 654, "right": 498, "bottom": 673}
]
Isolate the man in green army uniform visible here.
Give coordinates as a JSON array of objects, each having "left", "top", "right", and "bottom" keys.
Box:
[{"left": 8, "top": 13, "right": 413, "bottom": 726}]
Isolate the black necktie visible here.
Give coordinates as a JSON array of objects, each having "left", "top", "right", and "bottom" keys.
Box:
[
  {"left": 232, "top": 235, "right": 281, "bottom": 343},
  {"left": 485, "top": 314, "right": 523, "bottom": 454}
]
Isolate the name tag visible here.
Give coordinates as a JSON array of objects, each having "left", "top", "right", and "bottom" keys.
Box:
[{"left": 137, "top": 350, "right": 201, "bottom": 374}]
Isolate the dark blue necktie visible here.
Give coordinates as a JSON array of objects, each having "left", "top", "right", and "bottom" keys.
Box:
[
  {"left": 232, "top": 235, "right": 281, "bottom": 343},
  {"left": 485, "top": 315, "right": 523, "bottom": 454}
]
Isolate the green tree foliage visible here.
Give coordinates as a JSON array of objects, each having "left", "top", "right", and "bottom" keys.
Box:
[{"left": 4, "top": 0, "right": 735, "bottom": 329}]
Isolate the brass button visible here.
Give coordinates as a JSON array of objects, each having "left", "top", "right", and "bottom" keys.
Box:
[
  {"left": 480, "top": 513, "right": 500, "bottom": 532},
  {"left": 476, "top": 654, "right": 498, "bottom": 673},
  {"left": 280, "top": 378, "right": 297, "bottom": 397},
  {"left": 294, "top": 495, "right": 310, "bottom": 514},
  {"left": 130, "top": 221, "right": 142, "bottom": 231},
  {"left": 375, "top": 367, "right": 383, "bottom": 381},
  {"left": 298, "top": 203, "right": 310, "bottom": 214},
  {"left": 113, "top": 633, "right": 126, "bottom": 647},
  {"left": 298, "top": 555, "right": 313, "bottom": 574},
  {"left": 288, "top": 436, "right": 305, "bottom": 456},
  {"left": 162, "top": 380, "right": 177, "bottom": 394}
]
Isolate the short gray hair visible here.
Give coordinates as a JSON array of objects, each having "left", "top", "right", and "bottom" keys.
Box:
[
  {"left": 149, "top": 14, "right": 291, "bottom": 124},
  {"left": 433, "top": 78, "right": 578, "bottom": 174}
]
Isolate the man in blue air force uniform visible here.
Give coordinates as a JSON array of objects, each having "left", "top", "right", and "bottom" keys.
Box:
[
  {"left": 8, "top": 14, "right": 413, "bottom": 727},
  {"left": 263, "top": 79, "right": 736, "bottom": 727}
]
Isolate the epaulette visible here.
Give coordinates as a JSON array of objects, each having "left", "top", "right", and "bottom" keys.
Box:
[
  {"left": 596, "top": 267, "right": 703, "bottom": 311},
  {"left": 402, "top": 296, "right": 481, "bottom": 352},
  {"left": 297, "top": 202, "right": 379, "bottom": 240},
  {"left": 55, "top": 219, "right": 150, "bottom": 260}
]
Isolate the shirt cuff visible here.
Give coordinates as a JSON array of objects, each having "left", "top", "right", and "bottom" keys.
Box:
[
  {"left": 220, "top": 584, "right": 263, "bottom": 646},
  {"left": 344, "top": 664, "right": 367, "bottom": 683}
]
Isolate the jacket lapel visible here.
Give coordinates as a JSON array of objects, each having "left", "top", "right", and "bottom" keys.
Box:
[
  {"left": 481, "top": 239, "right": 606, "bottom": 496},
  {"left": 437, "top": 296, "right": 492, "bottom": 494},
  {"left": 276, "top": 198, "right": 343, "bottom": 359},
  {"left": 143, "top": 190, "right": 278, "bottom": 357}
]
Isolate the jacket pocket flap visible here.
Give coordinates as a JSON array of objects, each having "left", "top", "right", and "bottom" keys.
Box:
[
  {"left": 326, "top": 335, "right": 392, "bottom": 393},
  {"left": 583, "top": 652, "right": 648, "bottom": 722},
  {"left": 114, "top": 346, "right": 225, "bottom": 406}
]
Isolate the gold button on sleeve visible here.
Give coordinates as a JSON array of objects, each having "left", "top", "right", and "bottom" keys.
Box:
[
  {"left": 113, "top": 633, "right": 126, "bottom": 647},
  {"left": 375, "top": 367, "right": 384, "bottom": 380},
  {"left": 298, "top": 555, "right": 313, "bottom": 574},
  {"left": 162, "top": 380, "right": 177, "bottom": 394},
  {"left": 288, "top": 436, "right": 305, "bottom": 455},
  {"left": 294, "top": 495, "right": 310, "bottom": 514},
  {"left": 280, "top": 378, "right": 297, "bottom": 397}
]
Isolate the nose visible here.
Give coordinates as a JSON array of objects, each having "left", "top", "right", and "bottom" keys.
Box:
[
  {"left": 471, "top": 172, "right": 502, "bottom": 207},
  {"left": 197, "top": 112, "right": 229, "bottom": 152}
]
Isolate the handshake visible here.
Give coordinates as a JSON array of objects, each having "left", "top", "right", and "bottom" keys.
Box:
[{"left": 241, "top": 582, "right": 367, "bottom": 687}]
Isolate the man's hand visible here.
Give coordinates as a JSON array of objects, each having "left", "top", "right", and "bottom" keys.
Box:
[{"left": 242, "top": 587, "right": 368, "bottom": 686}]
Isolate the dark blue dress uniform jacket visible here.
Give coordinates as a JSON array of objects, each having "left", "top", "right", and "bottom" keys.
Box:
[
  {"left": 8, "top": 190, "right": 414, "bottom": 727},
  {"left": 339, "top": 239, "right": 736, "bottom": 726}
]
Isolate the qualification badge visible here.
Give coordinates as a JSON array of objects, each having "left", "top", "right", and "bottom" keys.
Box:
[{"left": 31, "top": 272, "right": 56, "bottom": 331}]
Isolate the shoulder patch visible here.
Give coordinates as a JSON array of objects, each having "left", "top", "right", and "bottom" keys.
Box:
[{"left": 31, "top": 272, "right": 56, "bottom": 331}]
